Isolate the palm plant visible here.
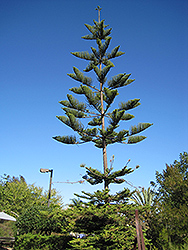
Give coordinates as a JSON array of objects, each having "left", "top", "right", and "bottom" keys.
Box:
[{"left": 130, "top": 187, "right": 155, "bottom": 206}]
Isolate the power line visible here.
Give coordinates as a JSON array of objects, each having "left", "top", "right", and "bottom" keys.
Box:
[{"left": 53, "top": 180, "right": 85, "bottom": 184}]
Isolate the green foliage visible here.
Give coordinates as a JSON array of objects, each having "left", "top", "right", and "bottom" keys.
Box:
[
  {"left": 130, "top": 187, "right": 155, "bottom": 207},
  {"left": 74, "top": 188, "right": 132, "bottom": 205},
  {"left": 14, "top": 233, "right": 72, "bottom": 250},
  {"left": 0, "top": 174, "right": 42, "bottom": 216},
  {"left": 108, "top": 73, "right": 133, "bottom": 89},
  {"left": 130, "top": 123, "right": 152, "bottom": 136},
  {"left": 16, "top": 205, "right": 66, "bottom": 236},
  {"left": 68, "top": 67, "right": 92, "bottom": 86},
  {"left": 164, "top": 241, "right": 188, "bottom": 250},
  {"left": 64, "top": 203, "right": 151, "bottom": 250},
  {"left": 60, "top": 94, "right": 86, "bottom": 111},
  {"left": 148, "top": 152, "right": 188, "bottom": 249},
  {"left": 0, "top": 174, "right": 63, "bottom": 217},
  {"left": 79, "top": 159, "right": 135, "bottom": 191}
]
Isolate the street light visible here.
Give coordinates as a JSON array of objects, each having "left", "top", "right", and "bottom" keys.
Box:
[{"left": 40, "top": 168, "right": 53, "bottom": 207}]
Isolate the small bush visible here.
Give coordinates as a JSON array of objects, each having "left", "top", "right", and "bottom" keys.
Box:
[
  {"left": 16, "top": 205, "right": 66, "bottom": 235},
  {"left": 14, "top": 233, "right": 72, "bottom": 250}
]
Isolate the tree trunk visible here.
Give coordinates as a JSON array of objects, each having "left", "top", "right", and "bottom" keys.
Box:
[
  {"left": 98, "top": 7, "right": 108, "bottom": 189},
  {"left": 100, "top": 64, "right": 108, "bottom": 189}
]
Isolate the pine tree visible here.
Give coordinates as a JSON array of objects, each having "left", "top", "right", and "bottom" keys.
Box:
[{"left": 53, "top": 6, "right": 152, "bottom": 193}]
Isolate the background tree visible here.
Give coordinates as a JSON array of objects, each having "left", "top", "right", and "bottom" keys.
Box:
[
  {"left": 0, "top": 174, "right": 63, "bottom": 216},
  {"left": 148, "top": 152, "right": 188, "bottom": 249},
  {"left": 0, "top": 174, "right": 64, "bottom": 245},
  {"left": 53, "top": 6, "right": 152, "bottom": 195}
]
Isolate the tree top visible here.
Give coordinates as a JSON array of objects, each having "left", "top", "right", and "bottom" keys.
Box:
[{"left": 95, "top": 6, "right": 102, "bottom": 22}]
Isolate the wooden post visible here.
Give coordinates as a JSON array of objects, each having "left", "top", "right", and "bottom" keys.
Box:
[
  {"left": 135, "top": 209, "right": 146, "bottom": 250},
  {"left": 47, "top": 169, "right": 53, "bottom": 207},
  {"left": 135, "top": 209, "right": 141, "bottom": 250}
]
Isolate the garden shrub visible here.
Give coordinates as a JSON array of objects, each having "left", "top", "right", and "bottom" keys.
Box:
[
  {"left": 16, "top": 205, "right": 66, "bottom": 235},
  {"left": 14, "top": 233, "right": 72, "bottom": 250}
]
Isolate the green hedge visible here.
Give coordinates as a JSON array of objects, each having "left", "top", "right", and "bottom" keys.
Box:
[{"left": 14, "top": 233, "right": 72, "bottom": 250}]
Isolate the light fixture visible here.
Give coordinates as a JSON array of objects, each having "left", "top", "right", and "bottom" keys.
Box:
[{"left": 40, "top": 168, "right": 53, "bottom": 207}]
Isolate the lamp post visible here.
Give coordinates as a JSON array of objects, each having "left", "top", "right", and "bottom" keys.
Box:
[{"left": 40, "top": 168, "right": 53, "bottom": 207}]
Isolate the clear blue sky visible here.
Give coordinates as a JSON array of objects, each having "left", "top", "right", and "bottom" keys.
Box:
[{"left": 1, "top": 0, "right": 188, "bottom": 205}]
